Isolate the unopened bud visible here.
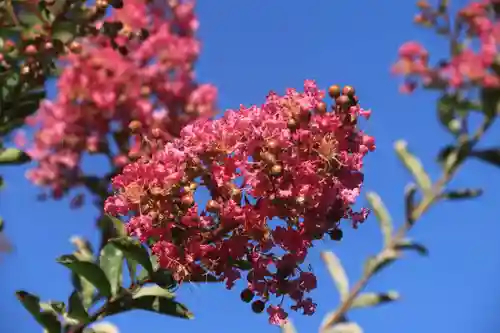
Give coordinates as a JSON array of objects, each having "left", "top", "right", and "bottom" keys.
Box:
[
  {"left": 342, "top": 85, "right": 355, "bottom": 97},
  {"left": 315, "top": 101, "right": 327, "bottom": 115},
  {"left": 328, "top": 84, "right": 341, "bottom": 99},
  {"left": 128, "top": 120, "right": 142, "bottom": 133},
  {"left": 206, "top": 200, "right": 220, "bottom": 213}
]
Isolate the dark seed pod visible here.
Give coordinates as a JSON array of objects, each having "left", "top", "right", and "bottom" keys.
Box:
[{"left": 251, "top": 300, "right": 266, "bottom": 313}]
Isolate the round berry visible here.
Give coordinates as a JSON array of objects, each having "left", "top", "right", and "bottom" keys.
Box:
[
  {"left": 240, "top": 289, "right": 254, "bottom": 303},
  {"left": 251, "top": 300, "right": 265, "bottom": 313}
]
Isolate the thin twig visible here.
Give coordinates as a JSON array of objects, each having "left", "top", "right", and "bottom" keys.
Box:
[{"left": 320, "top": 117, "right": 494, "bottom": 331}]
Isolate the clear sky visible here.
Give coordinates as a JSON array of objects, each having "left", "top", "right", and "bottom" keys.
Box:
[{"left": 2, "top": 1, "right": 500, "bottom": 333}]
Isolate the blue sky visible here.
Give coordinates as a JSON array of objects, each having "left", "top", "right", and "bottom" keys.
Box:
[{"left": 2, "top": 1, "right": 500, "bottom": 333}]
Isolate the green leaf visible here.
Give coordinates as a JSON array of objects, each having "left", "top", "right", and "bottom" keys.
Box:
[
  {"left": 0, "top": 148, "right": 30, "bottom": 164},
  {"left": 99, "top": 243, "right": 124, "bottom": 297},
  {"left": 84, "top": 322, "right": 119, "bottom": 333},
  {"left": 104, "top": 215, "right": 127, "bottom": 237},
  {"left": 15, "top": 291, "right": 62, "bottom": 333},
  {"left": 480, "top": 87, "right": 500, "bottom": 118},
  {"left": 470, "top": 149, "right": 500, "bottom": 168},
  {"left": 131, "top": 295, "right": 193, "bottom": 319},
  {"left": 363, "top": 249, "right": 399, "bottom": 276},
  {"left": 365, "top": 192, "right": 392, "bottom": 246},
  {"left": 321, "top": 251, "right": 349, "bottom": 301},
  {"left": 442, "top": 188, "right": 483, "bottom": 200},
  {"left": 323, "top": 322, "right": 363, "bottom": 333},
  {"left": 351, "top": 291, "right": 399, "bottom": 309},
  {"left": 394, "top": 140, "right": 432, "bottom": 193},
  {"left": 394, "top": 239, "right": 429, "bottom": 256},
  {"left": 57, "top": 254, "right": 112, "bottom": 299},
  {"left": 67, "top": 291, "right": 90, "bottom": 323},
  {"left": 437, "top": 95, "right": 461, "bottom": 135},
  {"left": 281, "top": 320, "right": 297, "bottom": 333},
  {"left": 109, "top": 238, "right": 154, "bottom": 277},
  {"left": 132, "top": 285, "right": 175, "bottom": 299},
  {"left": 52, "top": 21, "right": 77, "bottom": 44}
]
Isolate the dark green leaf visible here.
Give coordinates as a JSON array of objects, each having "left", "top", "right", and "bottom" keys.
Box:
[
  {"left": 109, "top": 238, "right": 154, "bottom": 276},
  {"left": 99, "top": 243, "right": 124, "bottom": 297},
  {"left": 52, "top": 21, "right": 77, "bottom": 44},
  {"left": 131, "top": 295, "right": 193, "bottom": 319},
  {"left": 67, "top": 291, "right": 90, "bottom": 323},
  {"left": 0, "top": 148, "right": 30, "bottom": 164},
  {"left": 470, "top": 149, "right": 500, "bottom": 168},
  {"left": 15, "top": 291, "right": 62, "bottom": 333},
  {"left": 351, "top": 291, "right": 399, "bottom": 309},
  {"left": 437, "top": 95, "right": 461, "bottom": 135},
  {"left": 442, "top": 188, "right": 483, "bottom": 200},
  {"left": 480, "top": 87, "right": 500, "bottom": 118},
  {"left": 57, "top": 254, "right": 112, "bottom": 299}
]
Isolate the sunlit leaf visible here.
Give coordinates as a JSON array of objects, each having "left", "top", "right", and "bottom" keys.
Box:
[
  {"left": 281, "top": 320, "right": 297, "bottom": 333},
  {"left": 321, "top": 251, "right": 349, "bottom": 301},
  {"left": 351, "top": 291, "right": 399, "bottom": 309},
  {"left": 365, "top": 192, "right": 392, "bottom": 245},
  {"left": 84, "top": 322, "right": 119, "bottom": 333},
  {"left": 363, "top": 249, "right": 399, "bottom": 276},
  {"left": 0, "top": 148, "right": 30, "bottom": 165},
  {"left": 132, "top": 285, "right": 174, "bottom": 299},
  {"left": 394, "top": 140, "right": 432, "bottom": 193},
  {"left": 99, "top": 243, "right": 124, "bottom": 297},
  {"left": 323, "top": 322, "right": 363, "bottom": 333}
]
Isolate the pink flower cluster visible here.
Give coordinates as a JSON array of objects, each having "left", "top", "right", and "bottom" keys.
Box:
[
  {"left": 23, "top": 0, "right": 217, "bottom": 200},
  {"left": 104, "top": 80, "right": 375, "bottom": 324},
  {"left": 392, "top": 0, "right": 500, "bottom": 93}
]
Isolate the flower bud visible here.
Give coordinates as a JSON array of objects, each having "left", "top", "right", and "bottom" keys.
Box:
[
  {"left": 251, "top": 300, "right": 265, "bottom": 313},
  {"left": 128, "top": 120, "right": 142, "bottom": 133},
  {"left": 315, "top": 101, "right": 327, "bottom": 115},
  {"left": 287, "top": 118, "right": 298, "bottom": 131},
  {"left": 328, "top": 228, "right": 343, "bottom": 241},
  {"left": 328, "top": 84, "right": 341, "bottom": 99},
  {"left": 260, "top": 151, "right": 277, "bottom": 165},
  {"left": 342, "top": 85, "right": 355, "bottom": 97},
  {"left": 240, "top": 289, "right": 254, "bottom": 303},
  {"left": 206, "top": 200, "right": 220, "bottom": 213},
  {"left": 270, "top": 164, "right": 283, "bottom": 176},
  {"left": 181, "top": 194, "right": 194, "bottom": 208}
]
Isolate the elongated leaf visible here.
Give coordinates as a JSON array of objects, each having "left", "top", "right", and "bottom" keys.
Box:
[
  {"left": 351, "top": 291, "right": 399, "bottom": 309},
  {"left": 442, "top": 188, "right": 483, "bottom": 200},
  {"left": 365, "top": 192, "right": 392, "bottom": 245},
  {"left": 404, "top": 184, "right": 418, "bottom": 225},
  {"left": 323, "top": 322, "right": 363, "bottom": 333},
  {"left": 363, "top": 249, "right": 399, "bottom": 276},
  {"left": 0, "top": 148, "right": 30, "bottom": 165},
  {"left": 15, "top": 291, "right": 61, "bottom": 333},
  {"left": 321, "top": 251, "right": 349, "bottom": 301},
  {"left": 394, "top": 140, "right": 432, "bottom": 193},
  {"left": 470, "top": 149, "right": 500, "bottom": 168},
  {"left": 109, "top": 238, "right": 154, "bottom": 276},
  {"left": 100, "top": 243, "right": 124, "bottom": 297},
  {"left": 132, "top": 285, "right": 175, "bottom": 299},
  {"left": 67, "top": 291, "right": 90, "bottom": 323},
  {"left": 281, "top": 320, "right": 297, "bottom": 333},
  {"left": 131, "top": 295, "right": 193, "bottom": 319},
  {"left": 57, "top": 254, "right": 112, "bottom": 299},
  {"left": 394, "top": 239, "right": 429, "bottom": 256},
  {"left": 84, "top": 322, "right": 119, "bottom": 333}
]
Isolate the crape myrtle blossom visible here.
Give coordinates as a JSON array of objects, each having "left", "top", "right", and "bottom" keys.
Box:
[
  {"left": 392, "top": 0, "right": 500, "bottom": 93},
  {"left": 104, "top": 80, "right": 376, "bottom": 324},
  {"left": 23, "top": 0, "right": 217, "bottom": 202}
]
